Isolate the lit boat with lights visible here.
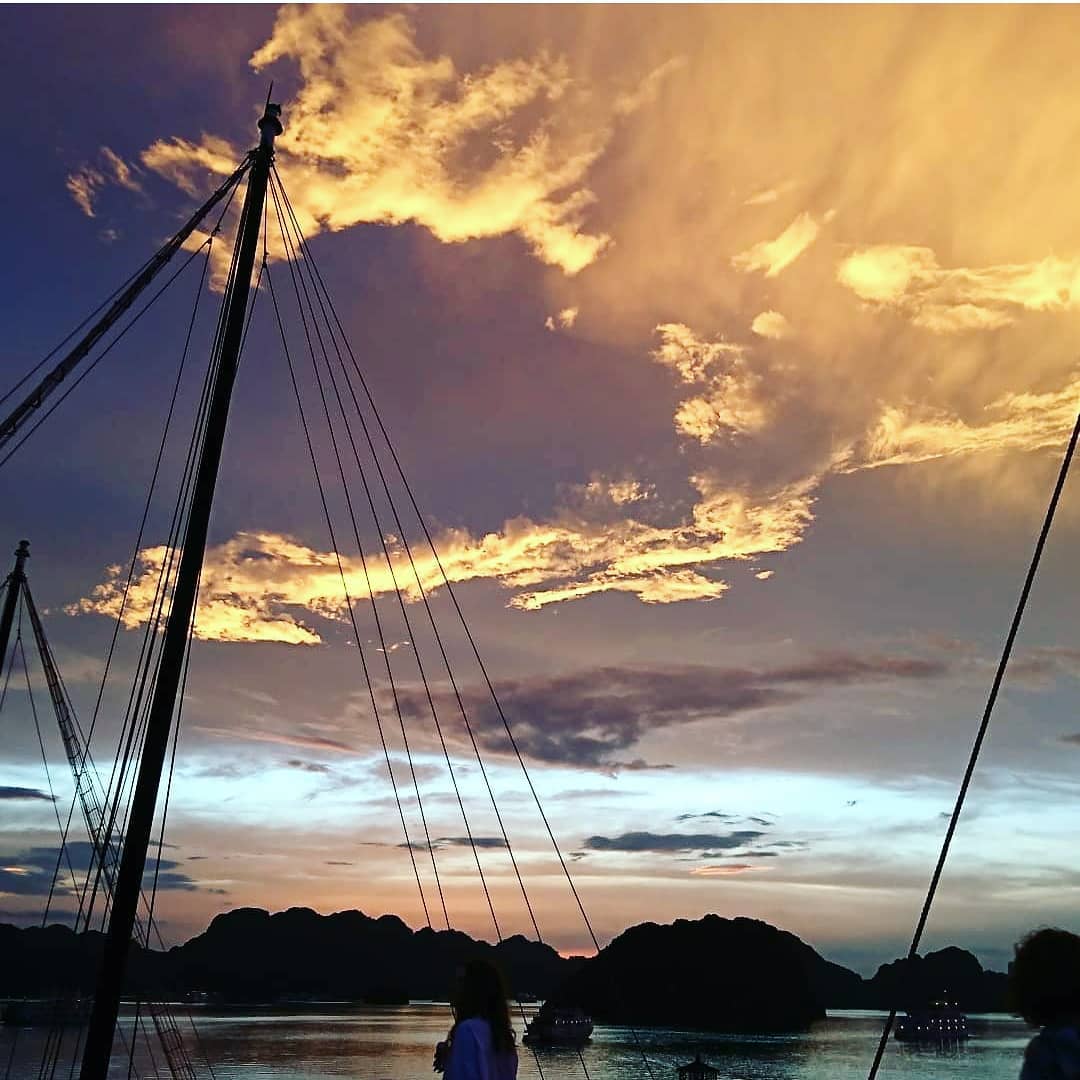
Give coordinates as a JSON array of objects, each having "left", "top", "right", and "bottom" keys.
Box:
[
  {"left": 522, "top": 1005, "right": 594, "bottom": 1046},
  {"left": 894, "top": 998, "right": 970, "bottom": 1042}
]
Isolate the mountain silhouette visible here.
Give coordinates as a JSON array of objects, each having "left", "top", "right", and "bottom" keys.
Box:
[
  {"left": 544, "top": 914, "right": 848, "bottom": 1032},
  {"left": 0, "top": 909, "right": 1011, "bottom": 1022}
]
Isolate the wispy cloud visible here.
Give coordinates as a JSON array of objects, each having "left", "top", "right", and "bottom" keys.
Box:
[
  {"left": 837, "top": 245, "right": 1080, "bottom": 332},
  {"left": 840, "top": 373, "right": 1080, "bottom": 472},
  {"left": 690, "top": 864, "right": 769, "bottom": 876},
  {"left": 70, "top": 461, "right": 819, "bottom": 637},
  {"left": 732, "top": 211, "right": 830, "bottom": 277},
  {"left": 195, "top": 725, "right": 356, "bottom": 755},
  {"left": 65, "top": 146, "right": 142, "bottom": 218}
]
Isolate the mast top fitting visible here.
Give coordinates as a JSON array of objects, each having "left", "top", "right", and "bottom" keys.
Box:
[{"left": 258, "top": 102, "right": 283, "bottom": 149}]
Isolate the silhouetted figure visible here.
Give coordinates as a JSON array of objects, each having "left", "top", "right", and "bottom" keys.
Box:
[
  {"left": 433, "top": 958, "right": 518, "bottom": 1080},
  {"left": 1010, "top": 928, "right": 1080, "bottom": 1079}
]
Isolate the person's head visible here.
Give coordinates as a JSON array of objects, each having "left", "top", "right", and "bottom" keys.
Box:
[
  {"left": 1009, "top": 928, "right": 1080, "bottom": 1027},
  {"left": 452, "top": 957, "right": 515, "bottom": 1053}
]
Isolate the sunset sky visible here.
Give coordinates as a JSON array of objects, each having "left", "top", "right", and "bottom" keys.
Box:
[{"left": 2, "top": 5, "right": 1080, "bottom": 976}]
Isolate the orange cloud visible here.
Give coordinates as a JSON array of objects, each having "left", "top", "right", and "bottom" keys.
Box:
[
  {"left": 750, "top": 310, "right": 792, "bottom": 340},
  {"left": 652, "top": 323, "right": 767, "bottom": 443},
  {"left": 842, "top": 373, "right": 1080, "bottom": 472},
  {"left": 732, "top": 211, "right": 830, "bottom": 278},
  {"left": 837, "top": 245, "right": 1080, "bottom": 332},
  {"left": 69, "top": 466, "right": 819, "bottom": 642},
  {"left": 140, "top": 8, "right": 631, "bottom": 276}
]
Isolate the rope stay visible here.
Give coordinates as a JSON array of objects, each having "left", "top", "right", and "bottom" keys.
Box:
[
  {"left": 0, "top": 155, "right": 252, "bottom": 458},
  {"left": 864, "top": 408, "right": 1080, "bottom": 1080},
  {"left": 264, "top": 175, "right": 562, "bottom": 1080},
  {"left": 265, "top": 177, "right": 453, "bottom": 932},
  {"left": 266, "top": 167, "right": 641, "bottom": 1079},
  {"left": 1, "top": 178, "right": 234, "bottom": 1080}
]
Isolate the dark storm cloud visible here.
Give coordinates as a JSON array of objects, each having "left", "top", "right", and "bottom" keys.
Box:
[
  {"left": 0, "top": 842, "right": 203, "bottom": 896},
  {"left": 585, "top": 830, "right": 766, "bottom": 853},
  {"left": 285, "top": 759, "right": 332, "bottom": 774},
  {"left": 0, "top": 787, "right": 55, "bottom": 801},
  {"left": 676, "top": 811, "right": 777, "bottom": 827},
  {"left": 389, "top": 652, "right": 950, "bottom": 770},
  {"left": 399, "top": 836, "right": 507, "bottom": 851},
  {"left": 675, "top": 811, "right": 740, "bottom": 823}
]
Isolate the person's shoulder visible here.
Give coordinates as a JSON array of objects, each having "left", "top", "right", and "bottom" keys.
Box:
[
  {"left": 1024, "top": 1025, "right": 1080, "bottom": 1076},
  {"left": 454, "top": 1018, "right": 492, "bottom": 1042}
]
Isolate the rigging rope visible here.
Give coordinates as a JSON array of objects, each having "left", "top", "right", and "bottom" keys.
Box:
[
  {"left": 0, "top": 237, "right": 217, "bottom": 472},
  {"left": 266, "top": 176, "right": 452, "bottom": 931},
  {"left": 0, "top": 244, "right": 168, "bottom": 411},
  {"left": 272, "top": 166, "right": 651, "bottom": 1078},
  {"left": 265, "top": 179, "right": 556, "bottom": 1080},
  {"left": 864, "top": 408, "right": 1080, "bottom": 1080},
  {"left": 16, "top": 186, "right": 237, "bottom": 1080},
  {"left": 264, "top": 255, "right": 435, "bottom": 930}
]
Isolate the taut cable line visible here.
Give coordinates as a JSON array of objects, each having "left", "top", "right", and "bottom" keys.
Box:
[
  {"left": 864, "top": 407, "right": 1080, "bottom": 1080},
  {"left": 266, "top": 174, "right": 559, "bottom": 1080},
  {"left": 264, "top": 253, "right": 436, "bottom": 930},
  {"left": 0, "top": 156, "right": 251, "bottom": 460},
  {"left": 272, "top": 165, "right": 646, "bottom": 1079}
]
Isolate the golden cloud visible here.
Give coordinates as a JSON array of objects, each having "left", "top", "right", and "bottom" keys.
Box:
[
  {"left": 750, "top": 310, "right": 792, "bottom": 340},
  {"left": 65, "top": 146, "right": 142, "bottom": 218},
  {"left": 837, "top": 244, "right": 1080, "bottom": 333},
  {"left": 545, "top": 306, "right": 579, "bottom": 331},
  {"left": 139, "top": 7, "right": 641, "bottom": 276},
  {"left": 70, "top": 463, "right": 819, "bottom": 641},
  {"left": 66, "top": 167, "right": 104, "bottom": 218},
  {"left": 731, "top": 211, "right": 829, "bottom": 278},
  {"left": 68, "top": 8, "right": 1080, "bottom": 647},
  {"left": 842, "top": 373, "right": 1080, "bottom": 472},
  {"left": 653, "top": 323, "right": 767, "bottom": 442}
]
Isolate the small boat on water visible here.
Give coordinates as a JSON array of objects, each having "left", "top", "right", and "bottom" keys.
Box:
[
  {"left": 895, "top": 998, "right": 970, "bottom": 1042},
  {"left": 522, "top": 1006, "right": 594, "bottom": 1046}
]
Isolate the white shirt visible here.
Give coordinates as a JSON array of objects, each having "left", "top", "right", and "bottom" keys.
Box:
[{"left": 444, "top": 1018, "right": 518, "bottom": 1080}]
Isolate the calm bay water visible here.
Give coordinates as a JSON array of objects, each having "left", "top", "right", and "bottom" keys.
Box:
[{"left": 1, "top": 1006, "right": 1029, "bottom": 1080}]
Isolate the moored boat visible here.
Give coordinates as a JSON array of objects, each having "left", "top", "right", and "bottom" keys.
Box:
[
  {"left": 522, "top": 1006, "right": 594, "bottom": 1046},
  {"left": 895, "top": 997, "right": 970, "bottom": 1042}
]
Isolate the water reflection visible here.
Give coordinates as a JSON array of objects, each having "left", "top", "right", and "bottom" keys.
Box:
[{"left": 0, "top": 1006, "right": 1032, "bottom": 1080}]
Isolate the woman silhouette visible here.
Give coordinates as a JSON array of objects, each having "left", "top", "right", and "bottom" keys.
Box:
[
  {"left": 1011, "top": 928, "right": 1080, "bottom": 1079},
  {"left": 434, "top": 958, "right": 518, "bottom": 1080}
]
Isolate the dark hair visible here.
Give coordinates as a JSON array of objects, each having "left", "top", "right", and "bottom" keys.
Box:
[
  {"left": 1009, "top": 928, "right": 1080, "bottom": 1027},
  {"left": 453, "top": 957, "right": 516, "bottom": 1054}
]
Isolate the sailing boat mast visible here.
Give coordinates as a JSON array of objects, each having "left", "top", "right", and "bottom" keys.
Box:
[
  {"left": 0, "top": 540, "right": 30, "bottom": 670},
  {"left": 78, "top": 99, "right": 283, "bottom": 1080}
]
